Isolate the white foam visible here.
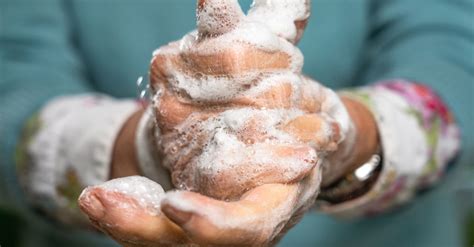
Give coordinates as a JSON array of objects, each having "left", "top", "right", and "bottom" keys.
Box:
[
  {"left": 175, "top": 108, "right": 312, "bottom": 183},
  {"left": 197, "top": 0, "right": 244, "bottom": 36},
  {"left": 169, "top": 71, "right": 257, "bottom": 102},
  {"left": 99, "top": 176, "right": 165, "bottom": 215},
  {"left": 151, "top": 0, "right": 309, "bottom": 103},
  {"left": 148, "top": 0, "right": 351, "bottom": 202},
  {"left": 199, "top": 20, "right": 303, "bottom": 72},
  {"left": 162, "top": 191, "right": 197, "bottom": 213},
  {"left": 153, "top": 34, "right": 304, "bottom": 103},
  {"left": 248, "top": 0, "right": 310, "bottom": 43},
  {"left": 245, "top": 71, "right": 300, "bottom": 98},
  {"left": 195, "top": 22, "right": 305, "bottom": 72}
]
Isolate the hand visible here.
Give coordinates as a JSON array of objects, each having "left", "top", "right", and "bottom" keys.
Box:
[
  {"left": 150, "top": 0, "right": 339, "bottom": 200},
  {"left": 79, "top": 0, "right": 377, "bottom": 246}
]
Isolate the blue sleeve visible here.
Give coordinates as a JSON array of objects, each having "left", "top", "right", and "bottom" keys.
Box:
[{"left": 0, "top": 0, "right": 92, "bottom": 206}]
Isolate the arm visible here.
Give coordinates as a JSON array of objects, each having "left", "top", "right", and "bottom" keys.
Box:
[
  {"left": 0, "top": 0, "right": 147, "bottom": 224},
  {"left": 110, "top": 110, "right": 143, "bottom": 179},
  {"left": 317, "top": 0, "right": 472, "bottom": 217},
  {"left": 361, "top": 0, "right": 473, "bottom": 120},
  {"left": 0, "top": 0, "right": 92, "bottom": 206}
]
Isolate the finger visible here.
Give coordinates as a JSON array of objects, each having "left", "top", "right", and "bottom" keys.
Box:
[
  {"left": 78, "top": 176, "right": 189, "bottom": 246},
  {"left": 161, "top": 183, "right": 300, "bottom": 246},
  {"left": 232, "top": 82, "right": 293, "bottom": 109},
  {"left": 232, "top": 74, "right": 327, "bottom": 113},
  {"left": 152, "top": 75, "right": 323, "bottom": 132},
  {"left": 267, "top": 166, "right": 322, "bottom": 245},
  {"left": 153, "top": 88, "right": 203, "bottom": 132},
  {"left": 193, "top": 143, "right": 318, "bottom": 200},
  {"left": 247, "top": 0, "right": 311, "bottom": 44},
  {"left": 152, "top": 73, "right": 327, "bottom": 132},
  {"left": 151, "top": 44, "right": 291, "bottom": 85},
  {"left": 294, "top": 19, "right": 310, "bottom": 44},
  {"left": 161, "top": 108, "right": 320, "bottom": 200},
  {"left": 197, "top": 0, "right": 244, "bottom": 37},
  {"left": 281, "top": 114, "right": 341, "bottom": 151},
  {"left": 295, "top": 76, "right": 326, "bottom": 113},
  {"left": 152, "top": 75, "right": 296, "bottom": 132}
]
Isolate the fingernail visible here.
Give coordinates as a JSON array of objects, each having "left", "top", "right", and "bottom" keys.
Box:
[
  {"left": 162, "top": 205, "right": 193, "bottom": 225},
  {"left": 78, "top": 190, "right": 106, "bottom": 220}
]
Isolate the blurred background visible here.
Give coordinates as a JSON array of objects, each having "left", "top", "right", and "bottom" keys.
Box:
[{"left": 1, "top": 0, "right": 473, "bottom": 246}]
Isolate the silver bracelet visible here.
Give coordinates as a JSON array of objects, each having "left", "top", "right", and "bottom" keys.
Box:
[
  {"left": 354, "top": 154, "right": 382, "bottom": 181},
  {"left": 318, "top": 152, "right": 383, "bottom": 204}
]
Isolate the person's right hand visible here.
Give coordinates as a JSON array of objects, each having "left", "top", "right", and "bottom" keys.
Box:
[
  {"left": 79, "top": 0, "right": 355, "bottom": 246},
  {"left": 150, "top": 0, "right": 345, "bottom": 200}
]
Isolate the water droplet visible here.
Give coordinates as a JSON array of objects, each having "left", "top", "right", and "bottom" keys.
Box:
[
  {"left": 136, "top": 76, "right": 143, "bottom": 87},
  {"left": 136, "top": 75, "right": 151, "bottom": 101}
]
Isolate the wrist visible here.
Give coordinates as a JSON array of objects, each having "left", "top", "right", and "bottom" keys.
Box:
[
  {"left": 321, "top": 96, "right": 380, "bottom": 187},
  {"left": 341, "top": 96, "right": 380, "bottom": 173},
  {"left": 110, "top": 109, "right": 144, "bottom": 179}
]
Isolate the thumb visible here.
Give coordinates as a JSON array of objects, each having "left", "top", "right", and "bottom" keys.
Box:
[
  {"left": 197, "top": 0, "right": 244, "bottom": 37},
  {"left": 161, "top": 183, "right": 300, "bottom": 246}
]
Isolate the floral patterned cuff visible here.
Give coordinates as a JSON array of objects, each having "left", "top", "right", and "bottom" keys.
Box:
[
  {"left": 16, "top": 95, "right": 140, "bottom": 224},
  {"left": 317, "top": 79, "right": 461, "bottom": 218}
]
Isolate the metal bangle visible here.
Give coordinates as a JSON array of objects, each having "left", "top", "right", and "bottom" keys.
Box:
[{"left": 318, "top": 153, "right": 383, "bottom": 204}]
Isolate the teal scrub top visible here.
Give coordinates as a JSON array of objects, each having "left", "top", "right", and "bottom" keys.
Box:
[{"left": 1, "top": 0, "right": 473, "bottom": 246}]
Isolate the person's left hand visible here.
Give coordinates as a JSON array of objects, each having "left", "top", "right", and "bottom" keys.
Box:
[{"left": 79, "top": 166, "right": 320, "bottom": 246}]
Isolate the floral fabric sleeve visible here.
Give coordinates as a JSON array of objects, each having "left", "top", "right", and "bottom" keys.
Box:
[
  {"left": 317, "top": 79, "right": 461, "bottom": 218},
  {"left": 16, "top": 95, "right": 140, "bottom": 224}
]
